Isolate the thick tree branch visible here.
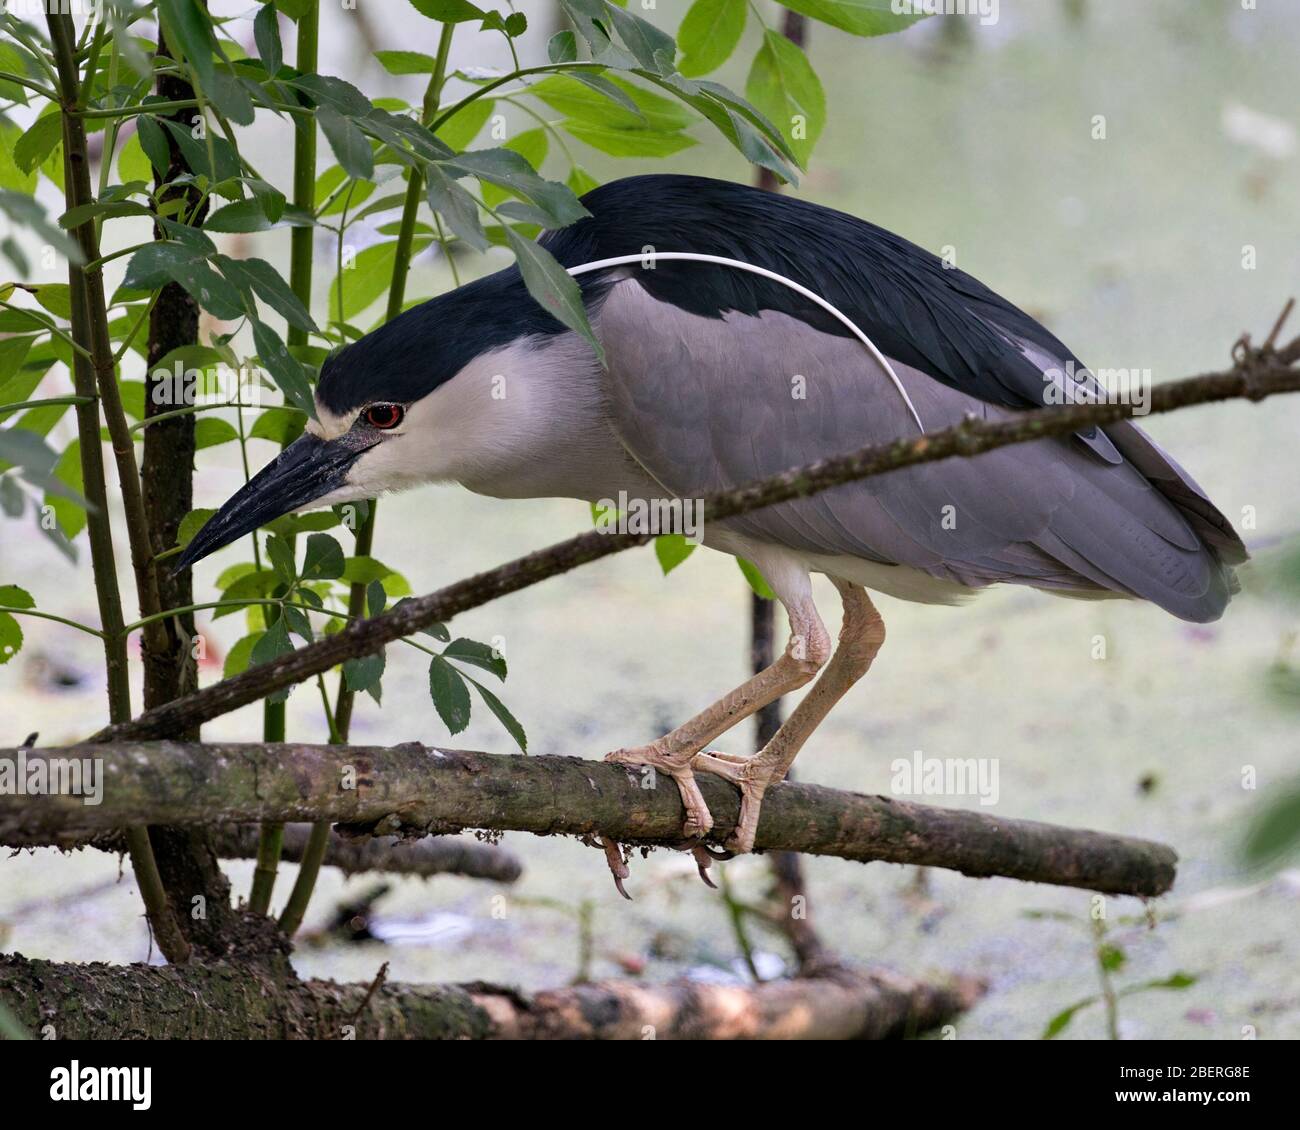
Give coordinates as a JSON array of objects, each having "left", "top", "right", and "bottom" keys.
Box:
[
  {"left": 2, "top": 743, "right": 1176, "bottom": 896},
  {"left": 88, "top": 335, "right": 1300, "bottom": 745},
  {"left": 0, "top": 952, "right": 980, "bottom": 1040}
]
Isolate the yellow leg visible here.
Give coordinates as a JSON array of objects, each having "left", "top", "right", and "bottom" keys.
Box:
[{"left": 694, "top": 579, "right": 886, "bottom": 853}]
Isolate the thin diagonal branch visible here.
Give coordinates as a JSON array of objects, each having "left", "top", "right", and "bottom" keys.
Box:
[{"left": 90, "top": 328, "right": 1300, "bottom": 745}]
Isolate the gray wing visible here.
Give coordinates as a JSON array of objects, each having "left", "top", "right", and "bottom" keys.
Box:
[{"left": 596, "top": 279, "right": 1239, "bottom": 622}]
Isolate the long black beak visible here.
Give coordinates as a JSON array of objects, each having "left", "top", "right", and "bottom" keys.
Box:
[{"left": 175, "top": 432, "right": 377, "bottom": 572}]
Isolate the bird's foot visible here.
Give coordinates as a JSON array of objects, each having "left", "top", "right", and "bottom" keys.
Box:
[
  {"left": 605, "top": 743, "right": 714, "bottom": 839},
  {"left": 692, "top": 750, "right": 771, "bottom": 854}
]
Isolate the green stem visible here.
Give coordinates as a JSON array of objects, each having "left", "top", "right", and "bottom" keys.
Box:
[
  {"left": 276, "top": 821, "right": 330, "bottom": 937},
  {"left": 0, "top": 395, "right": 95, "bottom": 415},
  {"left": 0, "top": 69, "right": 57, "bottom": 99},
  {"left": 254, "top": 0, "right": 320, "bottom": 917},
  {"left": 0, "top": 605, "right": 105, "bottom": 637},
  {"left": 428, "top": 61, "right": 604, "bottom": 133},
  {"left": 45, "top": 8, "right": 189, "bottom": 966},
  {"left": 0, "top": 300, "right": 94, "bottom": 361},
  {"left": 247, "top": 822, "right": 285, "bottom": 916}
]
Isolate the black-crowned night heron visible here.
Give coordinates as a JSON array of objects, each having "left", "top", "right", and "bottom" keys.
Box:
[{"left": 179, "top": 174, "right": 1246, "bottom": 858}]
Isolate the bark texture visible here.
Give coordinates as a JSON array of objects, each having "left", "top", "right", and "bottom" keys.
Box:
[
  {"left": 0, "top": 953, "right": 980, "bottom": 1040},
  {"left": 2, "top": 742, "right": 1177, "bottom": 896}
]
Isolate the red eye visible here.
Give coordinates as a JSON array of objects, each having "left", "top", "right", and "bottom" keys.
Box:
[{"left": 363, "top": 403, "right": 404, "bottom": 430}]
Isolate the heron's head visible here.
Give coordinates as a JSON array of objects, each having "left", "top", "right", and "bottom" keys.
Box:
[{"left": 174, "top": 281, "right": 546, "bottom": 571}]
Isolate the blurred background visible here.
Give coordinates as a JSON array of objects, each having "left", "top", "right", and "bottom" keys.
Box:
[{"left": 2, "top": 0, "right": 1299, "bottom": 1038}]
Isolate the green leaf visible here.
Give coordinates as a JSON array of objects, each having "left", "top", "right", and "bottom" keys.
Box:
[
  {"left": 677, "top": 0, "right": 747, "bottom": 77},
  {"left": 250, "top": 618, "right": 295, "bottom": 702},
  {"left": 249, "top": 405, "right": 307, "bottom": 447},
  {"left": 27, "top": 284, "right": 71, "bottom": 318},
  {"left": 444, "top": 637, "right": 506, "bottom": 680},
  {"left": 169, "top": 256, "right": 247, "bottom": 320},
  {"left": 339, "top": 555, "right": 402, "bottom": 587},
  {"left": 123, "top": 242, "right": 194, "bottom": 290},
  {"left": 223, "top": 631, "right": 264, "bottom": 678},
  {"left": 216, "top": 255, "right": 317, "bottom": 333},
  {"left": 566, "top": 165, "right": 600, "bottom": 196},
  {"left": 116, "top": 134, "right": 154, "bottom": 186},
  {"left": 207, "top": 67, "right": 256, "bottom": 125},
  {"left": 318, "top": 105, "right": 375, "bottom": 181},
  {"left": 409, "top": 0, "right": 486, "bottom": 22},
  {"left": 374, "top": 50, "right": 439, "bottom": 74},
  {"left": 177, "top": 507, "right": 217, "bottom": 547},
  {"left": 265, "top": 532, "right": 297, "bottom": 583},
  {"left": 745, "top": 30, "right": 826, "bottom": 166},
  {"left": 246, "top": 178, "right": 287, "bottom": 224},
  {"left": 215, "top": 569, "right": 280, "bottom": 617},
  {"left": 301, "top": 532, "right": 345, "bottom": 580},
  {"left": 1097, "top": 942, "right": 1126, "bottom": 973},
  {"left": 737, "top": 557, "right": 775, "bottom": 599},
  {"left": 0, "top": 612, "right": 22, "bottom": 665},
  {"left": 465, "top": 673, "right": 527, "bottom": 752},
  {"left": 1041, "top": 996, "right": 1098, "bottom": 1040},
  {"left": 434, "top": 96, "right": 495, "bottom": 153},
  {"left": 13, "top": 114, "right": 61, "bottom": 175},
  {"left": 344, "top": 650, "right": 386, "bottom": 698},
  {"left": 0, "top": 43, "right": 30, "bottom": 104},
  {"left": 254, "top": 1, "right": 283, "bottom": 74},
  {"left": 446, "top": 149, "right": 589, "bottom": 228},
  {"left": 775, "top": 0, "right": 924, "bottom": 37},
  {"left": 251, "top": 316, "right": 315, "bottom": 416},
  {"left": 366, "top": 580, "right": 386, "bottom": 617},
  {"left": 504, "top": 227, "right": 604, "bottom": 363},
  {"left": 654, "top": 534, "right": 697, "bottom": 575},
  {"left": 562, "top": 120, "right": 695, "bottom": 158},
  {"left": 159, "top": 119, "right": 241, "bottom": 183},
  {"left": 530, "top": 75, "right": 691, "bottom": 132},
  {"left": 194, "top": 417, "right": 238, "bottom": 449},
  {"left": 605, "top": 4, "right": 676, "bottom": 74},
  {"left": 204, "top": 199, "right": 283, "bottom": 233},
  {"left": 268, "top": 510, "right": 340, "bottom": 538},
  {"left": 327, "top": 237, "right": 430, "bottom": 322},
  {"left": 46, "top": 440, "right": 84, "bottom": 538},
  {"left": 0, "top": 584, "right": 34, "bottom": 609},
  {"left": 429, "top": 655, "right": 472, "bottom": 734},
  {"left": 136, "top": 115, "right": 171, "bottom": 177},
  {"left": 1242, "top": 783, "right": 1300, "bottom": 867},
  {"left": 425, "top": 164, "right": 489, "bottom": 252},
  {"left": 548, "top": 30, "right": 577, "bottom": 64},
  {"left": 158, "top": 0, "right": 218, "bottom": 93}
]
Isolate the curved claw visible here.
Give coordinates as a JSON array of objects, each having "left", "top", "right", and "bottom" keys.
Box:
[
  {"left": 691, "top": 845, "right": 719, "bottom": 889},
  {"left": 600, "top": 836, "right": 633, "bottom": 901}
]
